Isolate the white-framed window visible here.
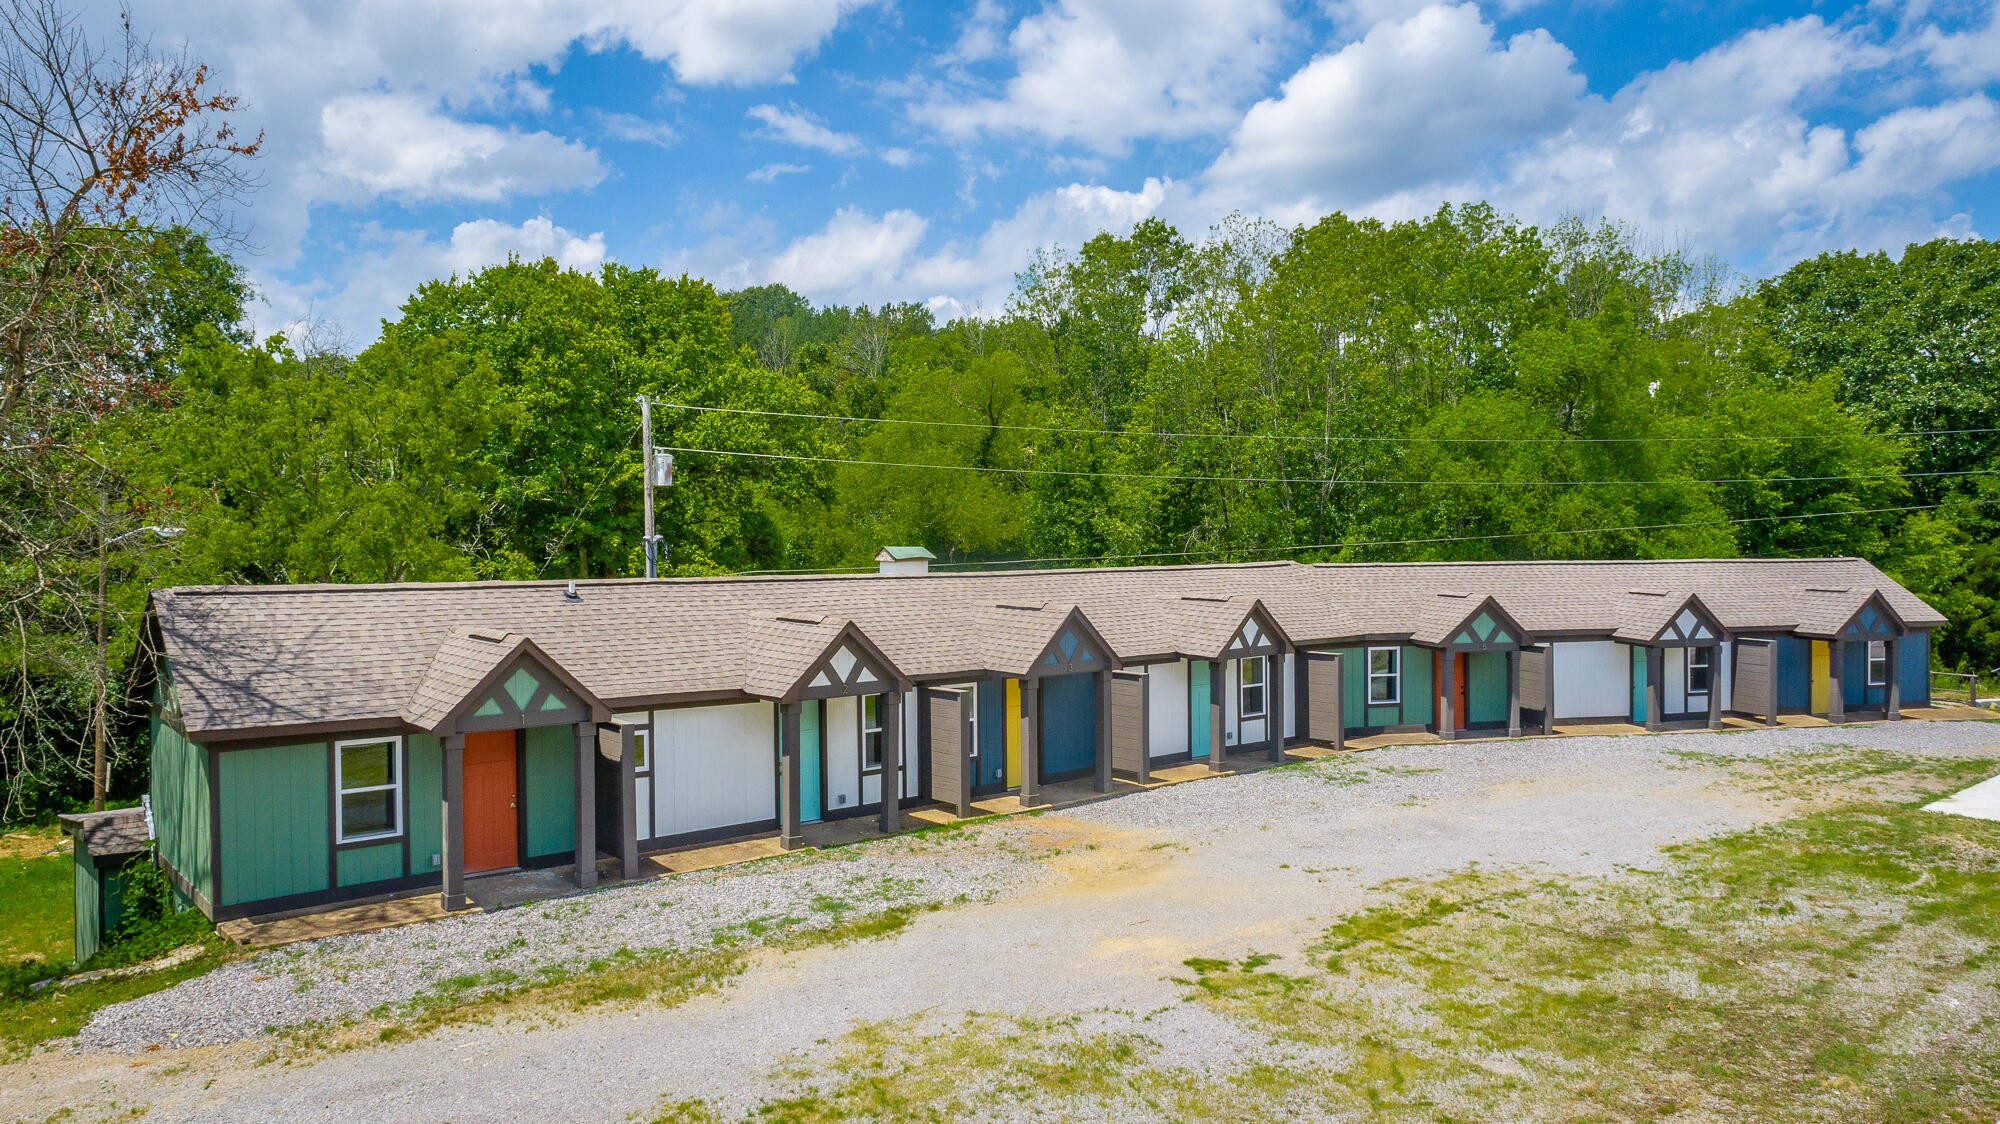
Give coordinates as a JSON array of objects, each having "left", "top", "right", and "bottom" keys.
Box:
[
  {"left": 632, "top": 724, "right": 651, "bottom": 776},
  {"left": 1239, "top": 655, "right": 1267, "bottom": 719},
  {"left": 1687, "top": 648, "right": 1712, "bottom": 696},
  {"left": 334, "top": 736, "right": 403, "bottom": 843},
  {"left": 861, "top": 694, "right": 885, "bottom": 773},
  {"left": 967, "top": 684, "right": 980, "bottom": 760},
  {"left": 1867, "top": 640, "right": 1888, "bottom": 687},
  {"left": 1367, "top": 646, "right": 1401, "bottom": 705}
]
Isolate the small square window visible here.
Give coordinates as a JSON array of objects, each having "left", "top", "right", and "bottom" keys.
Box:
[
  {"left": 1867, "top": 641, "right": 1888, "bottom": 687},
  {"left": 632, "top": 726, "right": 650, "bottom": 774},
  {"left": 1239, "top": 656, "right": 1267, "bottom": 719},
  {"left": 1687, "top": 648, "right": 1712, "bottom": 695}
]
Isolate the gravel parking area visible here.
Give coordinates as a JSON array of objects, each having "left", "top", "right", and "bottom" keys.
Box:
[{"left": 17, "top": 719, "right": 1997, "bottom": 1123}]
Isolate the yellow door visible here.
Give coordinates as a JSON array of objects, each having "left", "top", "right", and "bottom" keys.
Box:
[
  {"left": 1004, "top": 679, "right": 1023, "bottom": 787},
  {"left": 1809, "top": 641, "right": 1830, "bottom": 714}
]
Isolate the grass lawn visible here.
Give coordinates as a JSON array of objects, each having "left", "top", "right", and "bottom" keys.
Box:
[
  {"left": 658, "top": 752, "right": 2000, "bottom": 1122},
  {"left": 0, "top": 826, "right": 74, "bottom": 973}
]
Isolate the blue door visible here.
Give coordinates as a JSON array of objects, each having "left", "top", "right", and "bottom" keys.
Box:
[
  {"left": 976, "top": 681, "right": 1008, "bottom": 789},
  {"left": 1039, "top": 673, "right": 1097, "bottom": 781},
  {"left": 1776, "top": 637, "right": 1812, "bottom": 712},
  {"left": 1189, "top": 661, "right": 1211, "bottom": 759},
  {"left": 1629, "top": 646, "right": 1648, "bottom": 723},
  {"left": 800, "top": 700, "right": 823, "bottom": 823}
]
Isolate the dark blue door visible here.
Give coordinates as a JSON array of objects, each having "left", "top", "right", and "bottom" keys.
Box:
[
  {"left": 1776, "top": 637, "right": 1812, "bottom": 711},
  {"left": 977, "top": 680, "right": 1008, "bottom": 789},
  {"left": 1039, "top": 673, "right": 1097, "bottom": 782}
]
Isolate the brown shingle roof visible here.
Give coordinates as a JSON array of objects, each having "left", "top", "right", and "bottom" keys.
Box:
[
  {"left": 59, "top": 806, "right": 151, "bottom": 858},
  {"left": 150, "top": 556, "right": 1946, "bottom": 741}
]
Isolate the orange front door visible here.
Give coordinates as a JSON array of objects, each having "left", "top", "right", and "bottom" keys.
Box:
[
  {"left": 463, "top": 730, "right": 519, "bottom": 873},
  {"left": 1435, "top": 652, "right": 1471, "bottom": 723}
]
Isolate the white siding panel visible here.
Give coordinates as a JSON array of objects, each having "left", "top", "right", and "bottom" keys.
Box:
[
  {"left": 1282, "top": 653, "right": 1296, "bottom": 739},
  {"left": 825, "top": 696, "right": 862, "bottom": 815},
  {"left": 902, "top": 690, "right": 921, "bottom": 798},
  {"left": 1228, "top": 657, "right": 1265, "bottom": 747},
  {"left": 1146, "top": 662, "right": 1189, "bottom": 759},
  {"left": 635, "top": 777, "right": 653, "bottom": 839},
  {"left": 1665, "top": 648, "right": 1689, "bottom": 715},
  {"left": 1717, "top": 643, "right": 1733, "bottom": 712},
  {"left": 1552, "top": 641, "right": 1629, "bottom": 720},
  {"left": 652, "top": 702, "right": 775, "bottom": 837}
]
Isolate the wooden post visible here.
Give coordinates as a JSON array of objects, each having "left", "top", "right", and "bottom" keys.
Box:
[
  {"left": 1266, "top": 654, "right": 1286, "bottom": 762},
  {"left": 572, "top": 721, "right": 597, "bottom": 888},
  {"left": 1207, "top": 660, "right": 1226, "bottom": 774},
  {"left": 1544, "top": 645, "right": 1557, "bottom": 735},
  {"left": 1706, "top": 646, "right": 1723, "bottom": 730},
  {"left": 1438, "top": 651, "right": 1457, "bottom": 740},
  {"left": 1506, "top": 650, "right": 1522, "bottom": 738},
  {"left": 880, "top": 691, "right": 903, "bottom": 832},
  {"left": 441, "top": 733, "right": 467, "bottom": 911},
  {"left": 1020, "top": 678, "right": 1041, "bottom": 806},
  {"left": 1829, "top": 639, "right": 1847, "bottom": 723},
  {"left": 1767, "top": 641, "right": 1780, "bottom": 726},
  {"left": 1884, "top": 638, "right": 1902, "bottom": 719},
  {"left": 1093, "top": 669, "right": 1113, "bottom": 793},
  {"left": 780, "top": 702, "right": 803, "bottom": 849},
  {"left": 1645, "top": 647, "right": 1665, "bottom": 731}
]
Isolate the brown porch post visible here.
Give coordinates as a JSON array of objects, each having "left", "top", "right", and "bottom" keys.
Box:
[
  {"left": 1544, "top": 645, "right": 1557, "bottom": 736},
  {"left": 1506, "top": 650, "right": 1522, "bottom": 738},
  {"left": 1020, "top": 678, "right": 1042, "bottom": 806},
  {"left": 572, "top": 721, "right": 597, "bottom": 888},
  {"left": 1438, "top": 651, "right": 1457, "bottom": 740},
  {"left": 780, "top": 701, "right": 803, "bottom": 849},
  {"left": 1645, "top": 647, "right": 1665, "bottom": 732},
  {"left": 1093, "top": 669, "right": 1113, "bottom": 793},
  {"left": 1266, "top": 654, "right": 1286, "bottom": 762},
  {"left": 1767, "top": 640, "right": 1780, "bottom": 726},
  {"left": 441, "top": 733, "right": 467, "bottom": 911},
  {"left": 1885, "top": 638, "right": 1902, "bottom": 719},
  {"left": 1207, "top": 660, "right": 1226, "bottom": 774},
  {"left": 1330, "top": 651, "right": 1346, "bottom": 752},
  {"left": 1829, "top": 639, "right": 1847, "bottom": 723},
  {"left": 1706, "top": 646, "right": 1723, "bottom": 730},
  {"left": 879, "top": 691, "right": 903, "bottom": 832}
]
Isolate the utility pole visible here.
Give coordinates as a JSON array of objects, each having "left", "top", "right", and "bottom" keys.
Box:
[
  {"left": 93, "top": 487, "right": 107, "bottom": 811},
  {"left": 639, "top": 395, "right": 657, "bottom": 578},
  {"left": 637, "top": 396, "right": 673, "bottom": 577}
]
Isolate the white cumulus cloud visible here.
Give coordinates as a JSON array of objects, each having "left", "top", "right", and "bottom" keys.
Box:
[{"left": 319, "top": 93, "right": 605, "bottom": 202}]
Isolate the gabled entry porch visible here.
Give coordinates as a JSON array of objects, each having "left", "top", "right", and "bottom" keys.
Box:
[
  {"left": 1410, "top": 593, "right": 1531, "bottom": 740},
  {"left": 400, "top": 629, "right": 614, "bottom": 912}
]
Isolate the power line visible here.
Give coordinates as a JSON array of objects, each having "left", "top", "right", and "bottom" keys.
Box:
[
  {"left": 659, "top": 400, "right": 2000, "bottom": 447},
  {"left": 733, "top": 502, "right": 1943, "bottom": 575},
  {"left": 658, "top": 443, "right": 1997, "bottom": 490}
]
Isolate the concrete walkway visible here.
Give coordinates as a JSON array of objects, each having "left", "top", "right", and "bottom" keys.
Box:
[{"left": 1924, "top": 771, "right": 2000, "bottom": 822}]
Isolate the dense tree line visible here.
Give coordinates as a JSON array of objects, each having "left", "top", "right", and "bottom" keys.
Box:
[{"left": 5, "top": 202, "right": 1997, "bottom": 821}]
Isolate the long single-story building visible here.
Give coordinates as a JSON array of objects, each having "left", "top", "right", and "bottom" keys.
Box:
[{"left": 105, "top": 554, "right": 1941, "bottom": 930}]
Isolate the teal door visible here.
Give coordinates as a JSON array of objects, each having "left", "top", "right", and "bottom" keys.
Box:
[
  {"left": 800, "top": 701, "right": 823, "bottom": 823},
  {"left": 1039, "top": 673, "right": 1097, "bottom": 781},
  {"left": 1189, "top": 661, "right": 1211, "bottom": 759},
  {"left": 1629, "top": 646, "right": 1648, "bottom": 723}
]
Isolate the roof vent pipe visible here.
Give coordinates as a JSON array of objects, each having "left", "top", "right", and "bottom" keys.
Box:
[
  {"left": 564, "top": 580, "right": 580, "bottom": 601},
  {"left": 875, "top": 546, "right": 936, "bottom": 575}
]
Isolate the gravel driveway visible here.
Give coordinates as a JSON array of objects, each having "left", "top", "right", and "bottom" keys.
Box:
[{"left": 11, "top": 719, "right": 1999, "bottom": 1122}]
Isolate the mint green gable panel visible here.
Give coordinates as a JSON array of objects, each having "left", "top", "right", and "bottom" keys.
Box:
[
  {"left": 406, "top": 735, "right": 443, "bottom": 877},
  {"left": 1188, "top": 660, "right": 1211, "bottom": 758},
  {"left": 1401, "top": 647, "right": 1434, "bottom": 726},
  {"left": 149, "top": 713, "right": 213, "bottom": 907},
  {"left": 338, "top": 842, "right": 404, "bottom": 887},
  {"left": 219, "top": 744, "right": 329, "bottom": 907},
  {"left": 1467, "top": 651, "right": 1508, "bottom": 725},
  {"left": 73, "top": 849, "right": 102, "bottom": 964},
  {"left": 1341, "top": 648, "right": 1368, "bottom": 730},
  {"left": 523, "top": 725, "right": 576, "bottom": 859},
  {"left": 102, "top": 864, "right": 132, "bottom": 945}
]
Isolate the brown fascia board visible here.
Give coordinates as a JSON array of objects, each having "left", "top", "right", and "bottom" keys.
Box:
[{"left": 196, "top": 715, "right": 414, "bottom": 749}]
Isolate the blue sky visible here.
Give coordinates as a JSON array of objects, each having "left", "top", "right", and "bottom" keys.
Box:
[{"left": 130, "top": 1, "right": 2000, "bottom": 342}]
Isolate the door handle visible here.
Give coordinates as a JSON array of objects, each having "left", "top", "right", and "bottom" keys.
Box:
[{"left": 510, "top": 799, "right": 517, "bottom": 808}]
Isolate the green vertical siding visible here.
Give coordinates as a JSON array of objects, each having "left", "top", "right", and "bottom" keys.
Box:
[
  {"left": 406, "top": 734, "right": 443, "bottom": 876},
  {"left": 523, "top": 724, "right": 576, "bottom": 859},
  {"left": 218, "top": 743, "right": 329, "bottom": 907},
  {"left": 1402, "top": 646, "right": 1434, "bottom": 726},
  {"left": 72, "top": 850, "right": 101, "bottom": 964},
  {"left": 1340, "top": 647, "right": 1367, "bottom": 730},
  {"left": 337, "top": 842, "right": 404, "bottom": 887},
  {"left": 149, "top": 714, "right": 213, "bottom": 907},
  {"left": 1467, "top": 651, "right": 1508, "bottom": 725}
]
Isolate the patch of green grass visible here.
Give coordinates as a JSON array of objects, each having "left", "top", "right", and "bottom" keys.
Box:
[
  {"left": 0, "top": 826, "right": 74, "bottom": 981},
  {"left": 0, "top": 934, "right": 237, "bottom": 1063},
  {"left": 1669, "top": 746, "right": 1996, "bottom": 802}
]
